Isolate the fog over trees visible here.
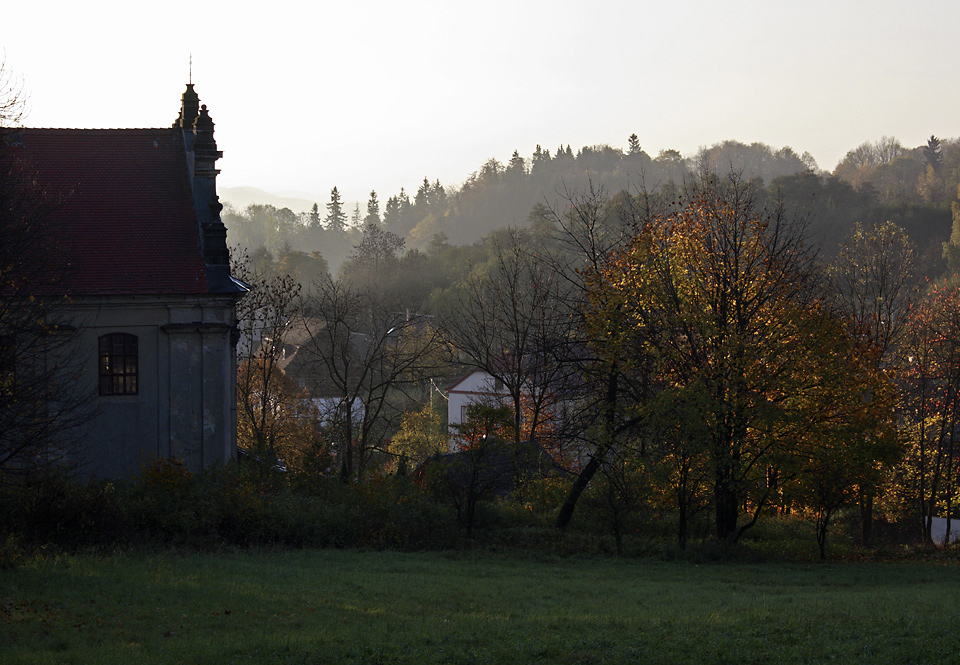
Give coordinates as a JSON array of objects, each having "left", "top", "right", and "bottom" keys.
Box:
[
  {"left": 224, "top": 130, "right": 960, "bottom": 554},
  {"left": 225, "top": 134, "right": 958, "bottom": 287}
]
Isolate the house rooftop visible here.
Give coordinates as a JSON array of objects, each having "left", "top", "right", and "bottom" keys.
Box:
[{"left": 7, "top": 127, "right": 212, "bottom": 296}]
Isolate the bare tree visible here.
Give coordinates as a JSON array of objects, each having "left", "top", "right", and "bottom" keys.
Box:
[
  {"left": 0, "top": 58, "right": 25, "bottom": 128},
  {"left": 439, "top": 227, "right": 579, "bottom": 487},
  {"left": 1, "top": 91, "right": 95, "bottom": 475},
  {"left": 232, "top": 256, "right": 303, "bottom": 461},
  {"left": 299, "top": 275, "right": 441, "bottom": 481}
]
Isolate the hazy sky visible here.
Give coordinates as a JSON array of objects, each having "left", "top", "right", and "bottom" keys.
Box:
[{"left": 3, "top": 1, "right": 957, "bottom": 207}]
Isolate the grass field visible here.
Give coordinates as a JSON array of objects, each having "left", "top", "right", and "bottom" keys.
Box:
[{"left": 2, "top": 548, "right": 959, "bottom": 664}]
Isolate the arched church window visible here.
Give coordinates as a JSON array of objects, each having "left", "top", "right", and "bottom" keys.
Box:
[{"left": 98, "top": 333, "right": 138, "bottom": 396}]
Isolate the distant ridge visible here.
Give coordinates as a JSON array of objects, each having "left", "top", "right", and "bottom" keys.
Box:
[{"left": 220, "top": 187, "right": 319, "bottom": 214}]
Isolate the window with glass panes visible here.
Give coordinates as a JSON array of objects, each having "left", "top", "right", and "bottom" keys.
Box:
[{"left": 98, "top": 333, "right": 138, "bottom": 395}]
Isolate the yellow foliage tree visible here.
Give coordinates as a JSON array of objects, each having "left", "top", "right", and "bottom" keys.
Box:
[
  {"left": 591, "top": 176, "right": 896, "bottom": 543},
  {"left": 388, "top": 404, "right": 447, "bottom": 474}
]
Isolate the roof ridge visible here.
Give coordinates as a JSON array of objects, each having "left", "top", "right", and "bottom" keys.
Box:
[{"left": 13, "top": 127, "right": 171, "bottom": 132}]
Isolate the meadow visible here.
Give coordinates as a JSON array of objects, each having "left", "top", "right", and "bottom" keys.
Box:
[{"left": 3, "top": 548, "right": 959, "bottom": 664}]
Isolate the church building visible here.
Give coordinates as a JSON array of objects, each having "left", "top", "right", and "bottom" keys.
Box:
[{"left": 4, "top": 84, "right": 247, "bottom": 477}]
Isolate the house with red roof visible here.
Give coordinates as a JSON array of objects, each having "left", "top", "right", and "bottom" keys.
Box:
[{"left": 4, "top": 84, "right": 247, "bottom": 477}]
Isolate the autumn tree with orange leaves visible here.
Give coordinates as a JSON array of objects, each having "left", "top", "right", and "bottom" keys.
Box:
[
  {"left": 896, "top": 283, "right": 960, "bottom": 544},
  {"left": 590, "top": 175, "right": 894, "bottom": 543}
]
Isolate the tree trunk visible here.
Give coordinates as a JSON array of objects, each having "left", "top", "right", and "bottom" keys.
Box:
[
  {"left": 678, "top": 501, "right": 688, "bottom": 551},
  {"left": 556, "top": 456, "right": 602, "bottom": 529},
  {"left": 555, "top": 367, "right": 619, "bottom": 529},
  {"left": 859, "top": 492, "right": 873, "bottom": 547},
  {"left": 339, "top": 415, "right": 353, "bottom": 482},
  {"left": 714, "top": 458, "right": 739, "bottom": 542},
  {"left": 817, "top": 510, "right": 831, "bottom": 560}
]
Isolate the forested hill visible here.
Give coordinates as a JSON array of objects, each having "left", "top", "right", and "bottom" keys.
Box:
[{"left": 224, "top": 135, "right": 959, "bottom": 278}]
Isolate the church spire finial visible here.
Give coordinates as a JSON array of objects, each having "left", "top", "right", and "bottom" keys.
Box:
[{"left": 189, "top": 53, "right": 192, "bottom": 85}]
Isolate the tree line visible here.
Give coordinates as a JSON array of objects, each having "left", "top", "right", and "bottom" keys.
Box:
[
  {"left": 235, "top": 167, "right": 960, "bottom": 557},
  {"left": 224, "top": 133, "right": 959, "bottom": 284}
]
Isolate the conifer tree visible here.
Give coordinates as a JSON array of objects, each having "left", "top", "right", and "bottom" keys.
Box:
[
  {"left": 414, "top": 177, "right": 432, "bottom": 213},
  {"left": 923, "top": 135, "right": 943, "bottom": 173},
  {"left": 364, "top": 190, "right": 381, "bottom": 227},
  {"left": 324, "top": 186, "right": 347, "bottom": 233},
  {"left": 431, "top": 179, "right": 447, "bottom": 210},
  {"left": 507, "top": 150, "right": 526, "bottom": 177},
  {"left": 383, "top": 194, "right": 400, "bottom": 233},
  {"left": 532, "top": 145, "right": 551, "bottom": 175}
]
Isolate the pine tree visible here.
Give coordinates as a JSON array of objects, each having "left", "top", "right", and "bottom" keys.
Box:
[
  {"left": 364, "top": 190, "right": 381, "bottom": 227},
  {"left": 431, "top": 180, "right": 447, "bottom": 210},
  {"left": 414, "top": 177, "right": 432, "bottom": 213},
  {"left": 350, "top": 202, "right": 362, "bottom": 227},
  {"left": 324, "top": 186, "right": 347, "bottom": 233},
  {"left": 923, "top": 135, "right": 943, "bottom": 173},
  {"left": 383, "top": 194, "right": 400, "bottom": 233},
  {"left": 532, "top": 145, "right": 551, "bottom": 175},
  {"left": 507, "top": 150, "right": 526, "bottom": 177},
  {"left": 308, "top": 202, "right": 321, "bottom": 229},
  {"left": 628, "top": 133, "right": 641, "bottom": 156}
]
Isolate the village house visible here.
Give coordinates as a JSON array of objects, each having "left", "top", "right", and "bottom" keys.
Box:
[
  {"left": 4, "top": 83, "right": 246, "bottom": 477},
  {"left": 445, "top": 369, "right": 508, "bottom": 434}
]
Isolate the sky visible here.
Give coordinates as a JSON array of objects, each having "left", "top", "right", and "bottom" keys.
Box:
[{"left": 3, "top": 1, "right": 958, "bottom": 208}]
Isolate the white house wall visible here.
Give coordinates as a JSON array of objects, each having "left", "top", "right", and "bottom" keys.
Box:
[{"left": 446, "top": 370, "right": 509, "bottom": 432}]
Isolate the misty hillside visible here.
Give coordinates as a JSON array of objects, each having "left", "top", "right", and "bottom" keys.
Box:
[
  {"left": 220, "top": 187, "right": 321, "bottom": 215},
  {"left": 224, "top": 135, "right": 959, "bottom": 281}
]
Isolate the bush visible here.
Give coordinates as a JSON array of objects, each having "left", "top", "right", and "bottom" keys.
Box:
[
  {"left": 0, "top": 469, "right": 124, "bottom": 548},
  {"left": 0, "top": 533, "right": 25, "bottom": 568},
  {"left": 0, "top": 458, "right": 930, "bottom": 562}
]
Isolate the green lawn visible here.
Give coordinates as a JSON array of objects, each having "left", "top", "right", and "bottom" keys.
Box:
[{"left": 2, "top": 549, "right": 958, "bottom": 664}]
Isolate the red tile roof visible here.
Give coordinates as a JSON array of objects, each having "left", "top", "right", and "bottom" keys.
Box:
[{"left": 10, "top": 128, "right": 210, "bottom": 295}]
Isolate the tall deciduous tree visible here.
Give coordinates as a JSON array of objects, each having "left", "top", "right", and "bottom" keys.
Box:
[
  {"left": 0, "top": 160, "right": 93, "bottom": 473},
  {"left": 830, "top": 220, "right": 916, "bottom": 544},
  {"left": 1, "top": 73, "right": 95, "bottom": 474},
  {"left": 543, "top": 182, "right": 649, "bottom": 529},
  {"left": 899, "top": 284, "right": 960, "bottom": 543},
  {"left": 441, "top": 228, "right": 578, "bottom": 472},
  {"left": 593, "top": 175, "right": 878, "bottom": 542},
  {"left": 337, "top": 222, "right": 406, "bottom": 295},
  {"left": 0, "top": 107, "right": 95, "bottom": 475}
]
